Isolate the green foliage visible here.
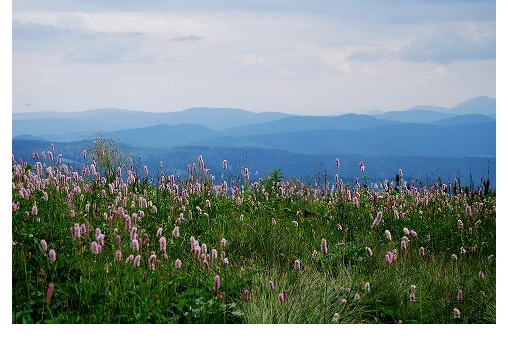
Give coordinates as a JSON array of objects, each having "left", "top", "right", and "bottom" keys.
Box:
[{"left": 11, "top": 150, "right": 496, "bottom": 324}]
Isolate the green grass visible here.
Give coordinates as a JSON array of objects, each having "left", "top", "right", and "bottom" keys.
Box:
[{"left": 11, "top": 153, "right": 496, "bottom": 323}]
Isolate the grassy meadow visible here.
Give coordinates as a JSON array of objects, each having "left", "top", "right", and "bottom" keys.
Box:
[{"left": 11, "top": 142, "right": 496, "bottom": 324}]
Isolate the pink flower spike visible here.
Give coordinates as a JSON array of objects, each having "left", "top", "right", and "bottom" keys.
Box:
[
  {"left": 453, "top": 308, "right": 461, "bottom": 319},
  {"left": 159, "top": 236, "right": 167, "bottom": 253},
  {"left": 321, "top": 238, "right": 328, "bottom": 255},
  {"left": 45, "top": 283, "right": 55, "bottom": 305},
  {"left": 41, "top": 239, "right": 48, "bottom": 253},
  {"left": 214, "top": 274, "right": 221, "bottom": 291},
  {"left": 133, "top": 255, "right": 141, "bottom": 268},
  {"left": 48, "top": 249, "right": 56, "bottom": 263},
  {"left": 419, "top": 247, "right": 425, "bottom": 257},
  {"left": 175, "top": 258, "right": 182, "bottom": 269},
  {"left": 293, "top": 259, "right": 301, "bottom": 270}
]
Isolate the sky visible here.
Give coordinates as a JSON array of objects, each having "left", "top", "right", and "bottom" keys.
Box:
[{"left": 11, "top": 0, "right": 496, "bottom": 115}]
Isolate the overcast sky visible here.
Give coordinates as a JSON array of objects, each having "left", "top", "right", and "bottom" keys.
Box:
[{"left": 11, "top": 0, "right": 496, "bottom": 115}]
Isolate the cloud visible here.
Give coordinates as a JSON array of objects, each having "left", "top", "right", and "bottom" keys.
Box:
[
  {"left": 170, "top": 35, "right": 204, "bottom": 42},
  {"left": 397, "top": 22, "right": 495, "bottom": 63},
  {"left": 13, "top": 19, "right": 147, "bottom": 63}
]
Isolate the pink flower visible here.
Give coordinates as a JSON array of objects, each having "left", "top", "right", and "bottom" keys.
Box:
[
  {"left": 115, "top": 250, "right": 122, "bottom": 261},
  {"left": 401, "top": 239, "right": 408, "bottom": 251},
  {"left": 332, "top": 312, "right": 339, "bottom": 323},
  {"left": 159, "top": 236, "right": 167, "bottom": 253},
  {"left": 149, "top": 251, "right": 156, "bottom": 272},
  {"left": 321, "top": 238, "right": 328, "bottom": 255},
  {"left": 453, "top": 308, "right": 461, "bottom": 319},
  {"left": 131, "top": 239, "right": 139, "bottom": 252},
  {"left": 277, "top": 291, "right": 288, "bottom": 303},
  {"left": 384, "top": 251, "right": 394, "bottom": 265},
  {"left": 410, "top": 285, "right": 417, "bottom": 293},
  {"left": 31, "top": 204, "right": 38, "bottom": 216},
  {"left": 156, "top": 227, "right": 163, "bottom": 238},
  {"left": 419, "top": 247, "right": 425, "bottom": 257},
  {"left": 292, "top": 220, "right": 298, "bottom": 227},
  {"left": 271, "top": 218, "right": 277, "bottom": 225},
  {"left": 354, "top": 293, "right": 361, "bottom": 301},
  {"left": 457, "top": 289, "right": 464, "bottom": 302},
  {"left": 451, "top": 254, "right": 458, "bottom": 262},
  {"left": 457, "top": 219, "right": 464, "bottom": 229},
  {"left": 172, "top": 226, "right": 180, "bottom": 239},
  {"left": 91, "top": 241, "right": 100, "bottom": 255},
  {"left": 410, "top": 230, "right": 418, "bottom": 237},
  {"left": 359, "top": 161, "right": 365, "bottom": 173},
  {"left": 409, "top": 293, "right": 416, "bottom": 303},
  {"left": 143, "top": 165, "right": 148, "bottom": 177},
  {"left": 45, "top": 283, "right": 55, "bottom": 305},
  {"left": 479, "top": 271, "right": 485, "bottom": 279},
  {"left": 223, "top": 160, "right": 228, "bottom": 170},
  {"left": 294, "top": 259, "right": 301, "bottom": 270},
  {"left": 125, "top": 254, "right": 134, "bottom": 264},
  {"left": 211, "top": 248, "right": 218, "bottom": 261},
  {"left": 466, "top": 205, "right": 472, "bottom": 217},
  {"left": 48, "top": 249, "right": 56, "bottom": 263},
  {"left": 372, "top": 211, "right": 383, "bottom": 228},
  {"left": 221, "top": 238, "right": 227, "bottom": 251},
  {"left": 214, "top": 274, "right": 221, "bottom": 291},
  {"left": 268, "top": 280, "right": 275, "bottom": 290},
  {"left": 41, "top": 239, "right": 48, "bottom": 253},
  {"left": 175, "top": 258, "right": 182, "bottom": 269},
  {"left": 133, "top": 255, "right": 141, "bottom": 268},
  {"left": 340, "top": 298, "right": 347, "bottom": 305},
  {"left": 353, "top": 196, "right": 359, "bottom": 208}
]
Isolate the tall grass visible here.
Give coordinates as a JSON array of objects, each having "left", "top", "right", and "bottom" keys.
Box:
[{"left": 11, "top": 146, "right": 495, "bottom": 323}]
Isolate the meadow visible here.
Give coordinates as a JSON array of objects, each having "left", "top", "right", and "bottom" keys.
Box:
[{"left": 11, "top": 140, "right": 496, "bottom": 324}]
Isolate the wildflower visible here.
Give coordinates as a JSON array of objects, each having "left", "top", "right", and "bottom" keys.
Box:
[
  {"left": 400, "top": 239, "right": 408, "bottom": 251},
  {"left": 384, "top": 230, "right": 392, "bottom": 241},
  {"left": 409, "top": 293, "right": 416, "bottom": 303},
  {"left": 221, "top": 257, "right": 229, "bottom": 265},
  {"left": 410, "top": 285, "right": 417, "bottom": 293},
  {"left": 372, "top": 211, "right": 383, "bottom": 228},
  {"left": 143, "top": 165, "right": 148, "bottom": 177},
  {"left": 384, "top": 251, "right": 394, "bottom": 265},
  {"left": 403, "top": 227, "right": 410, "bottom": 236},
  {"left": 337, "top": 223, "right": 343, "bottom": 231},
  {"left": 172, "top": 226, "right": 179, "bottom": 239},
  {"left": 41, "top": 239, "right": 48, "bottom": 253},
  {"left": 488, "top": 254, "right": 494, "bottom": 263},
  {"left": 451, "top": 254, "right": 458, "bottom": 262},
  {"left": 353, "top": 196, "right": 359, "bottom": 208},
  {"left": 343, "top": 287, "right": 351, "bottom": 294},
  {"left": 321, "top": 238, "right": 328, "bottom": 255},
  {"left": 159, "top": 236, "right": 167, "bottom": 253},
  {"left": 278, "top": 291, "right": 288, "bottom": 303},
  {"left": 175, "top": 258, "right": 182, "bottom": 269},
  {"left": 223, "top": 160, "right": 228, "bottom": 170},
  {"left": 131, "top": 239, "right": 139, "bottom": 252},
  {"left": 460, "top": 247, "right": 466, "bottom": 255},
  {"left": 125, "top": 255, "right": 134, "bottom": 264},
  {"left": 91, "top": 241, "right": 100, "bottom": 255},
  {"left": 211, "top": 248, "right": 218, "bottom": 261},
  {"left": 479, "top": 271, "right": 485, "bottom": 279},
  {"left": 115, "top": 250, "right": 122, "bottom": 261},
  {"left": 149, "top": 252, "right": 156, "bottom": 272},
  {"left": 271, "top": 218, "right": 277, "bottom": 225},
  {"left": 340, "top": 298, "right": 347, "bottom": 305},
  {"left": 410, "top": 230, "right": 417, "bottom": 237},
  {"left": 45, "top": 283, "right": 55, "bottom": 305},
  {"left": 419, "top": 247, "right": 425, "bottom": 257},
  {"left": 214, "top": 275, "right": 221, "bottom": 291},
  {"left": 292, "top": 220, "right": 298, "bottom": 227},
  {"left": 312, "top": 249, "right": 318, "bottom": 258},
  {"left": 156, "top": 227, "right": 163, "bottom": 238},
  {"left": 457, "top": 219, "right": 464, "bottom": 229},
  {"left": 294, "top": 259, "right": 301, "bottom": 270},
  {"left": 268, "top": 280, "right": 275, "bottom": 290},
  {"left": 466, "top": 205, "right": 472, "bottom": 217},
  {"left": 48, "top": 249, "right": 56, "bottom": 263},
  {"left": 31, "top": 204, "right": 38, "bottom": 216},
  {"left": 364, "top": 282, "right": 371, "bottom": 292},
  {"left": 453, "top": 308, "right": 461, "bottom": 319},
  {"left": 359, "top": 161, "right": 365, "bottom": 173},
  {"left": 221, "top": 238, "right": 227, "bottom": 251},
  {"left": 133, "top": 255, "right": 141, "bottom": 268},
  {"left": 332, "top": 313, "right": 340, "bottom": 323},
  {"left": 457, "top": 289, "right": 464, "bottom": 302},
  {"left": 73, "top": 224, "right": 81, "bottom": 238},
  {"left": 365, "top": 247, "right": 373, "bottom": 257}
]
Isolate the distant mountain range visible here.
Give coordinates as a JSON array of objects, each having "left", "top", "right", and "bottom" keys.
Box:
[{"left": 12, "top": 96, "right": 496, "bottom": 189}]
